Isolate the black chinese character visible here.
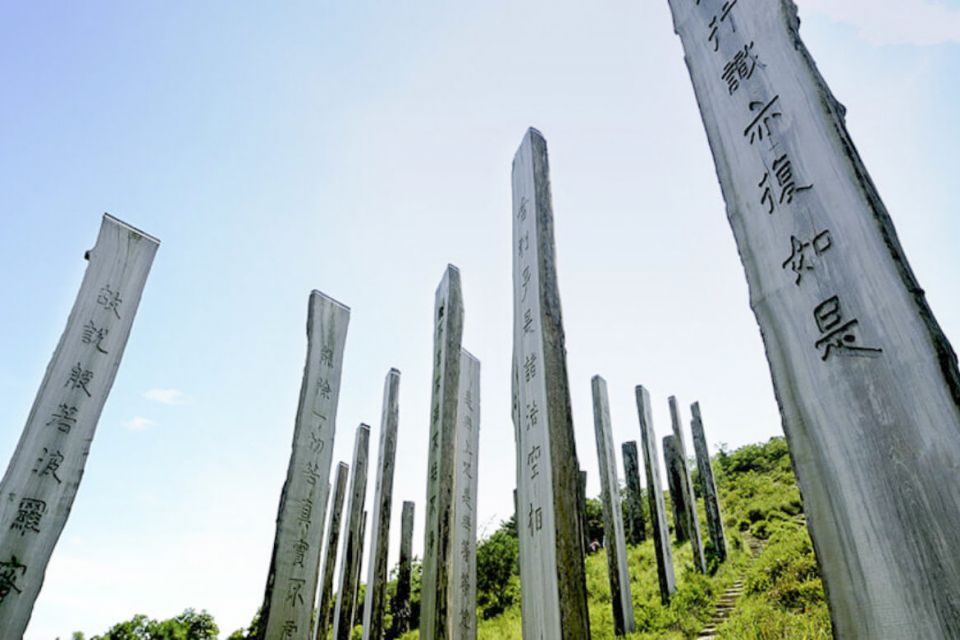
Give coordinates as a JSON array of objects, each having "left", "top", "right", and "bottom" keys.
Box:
[
  {"left": 707, "top": 1, "right": 738, "bottom": 52},
  {"left": 0, "top": 556, "right": 27, "bottom": 603},
  {"left": 46, "top": 404, "right": 78, "bottom": 433},
  {"left": 525, "top": 401, "right": 539, "bottom": 431},
  {"left": 523, "top": 353, "right": 537, "bottom": 382},
  {"left": 10, "top": 498, "right": 46, "bottom": 536},
  {"left": 782, "top": 231, "right": 832, "bottom": 285},
  {"left": 527, "top": 503, "right": 543, "bottom": 536},
  {"left": 744, "top": 96, "right": 781, "bottom": 145},
  {"left": 722, "top": 41, "right": 758, "bottom": 94},
  {"left": 527, "top": 445, "right": 541, "bottom": 480},
  {"left": 813, "top": 296, "right": 883, "bottom": 361},
  {"left": 65, "top": 363, "right": 94, "bottom": 397},
  {"left": 97, "top": 285, "right": 122, "bottom": 319},
  {"left": 33, "top": 448, "right": 64, "bottom": 484},
  {"left": 82, "top": 320, "right": 109, "bottom": 354}
]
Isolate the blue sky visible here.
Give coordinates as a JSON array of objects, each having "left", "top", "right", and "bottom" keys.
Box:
[{"left": 0, "top": 1, "right": 958, "bottom": 637}]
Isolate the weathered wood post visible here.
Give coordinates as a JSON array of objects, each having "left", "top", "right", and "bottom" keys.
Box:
[
  {"left": 258, "top": 291, "right": 349, "bottom": 640},
  {"left": 621, "top": 441, "right": 646, "bottom": 545},
  {"left": 690, "top": 402, "right": 726, "bottom": 562},
  {"left": 512, "top": 128, "right": 591, "bottom": 639},
  {"left": 361, "top": 369, "right": 401, "bottom": 640},
  {"left": 387, "top": 501, "right": 415, "bottom": 639},
  {"left": 421, "top": 265, "right": 464, "bottom": 640},
  {"left": 668, "top": 397, "right": 707, "bottom": 574},
  {"left": 591, "top": 376, "right": 636, "bottom": 635},
  {"left": 666, "top": 1, "right": 960, "bottom": 634},
  {"left": 314, "top": 462, "right": 349, "bottom": 640},
  {"left": 450, "top": 350, "right": 480, "bottom": 639},
  {"left": 635, "top": 386, "right": 676, "bottom": 604},
  {"left": 332, "top": 424, "right": 371, "bottom": 640},
  {"left": 0, "top": 215, "right": 158, "bottom": 637},
  {"left": 352, "top": 511, "right": 368, "bottom": 628},
  {"left": 662, "top": 435, "right": 689, "bottom": 544},
  {"left": 577, "top": 470, "right": 588, "bottom": 556}
]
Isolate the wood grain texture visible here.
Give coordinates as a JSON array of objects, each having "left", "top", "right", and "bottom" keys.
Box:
[
  {"left": 667, "top": 0, "right": 960, "bottom": 635},
  {"left": 420, "top": 265, "right": 464, "bottom": 640},
  {"left": 259, "top": 291, "right": 350, "bottom": 640},
  {"left": 314, "top": 462, "right": 349, "bottom": 640},
  {"left": 622, "top": 441, "right": 647, "bottom": 545},
  {"left": 662, "top": 435, "right": 688, "bottom": 544},
  {"left": 387, "top": 501, "right": 415, "bottom": 639},
  {"left": 635, "top": 386, "right": 676, "bottom": 605},
  {"left": 361, "top": 370, "right": 401, "bottom": 640},
  {"left": 332, "top": 425, "right": 370, "bottom": 640},
  {"left": 668, "top": 397, "right": 707, "bottom": 574},
  {"left": 691, "top": 402, "right": 726, "bottom": 562},
  {"left": 0, "top": 215, "right": 158, "bottom": 638},
  {"left": 512, "top": 128, "right": 590, "bottom": 640},
  {"left": 591, "top": 376, "right": 636, "bottom": 634}
]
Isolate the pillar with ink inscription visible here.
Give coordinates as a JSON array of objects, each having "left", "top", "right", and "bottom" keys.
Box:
[
  {"left": 691, "top": 402, "right": 726, "bottom": 562},
  {"left": 420, "top": 265, "right": 464, "bottom": 640},
  {"left": 361, "top": 370, "right": 401, "bottom": 640},
  {"left": 591, "top": 376, "right": 635, "bottom": 635},
  {"left": 666, "top": 2, "right": 960, "bottom": 633},
  {"left": 669, "top": 397, "right": 707, "bottom": 574},
  {"left": 0, "top": 215, "right": 158, "bottom": 638},
  {"left": 635, "top": 386, "right": 676, "bottom": 604},
  {"left": 622, "top": 441, "right": 646, "bottom": 545},
  {"left": 388, "top": 501, "right": 415, "bottom": 639},
  {"left": 332, "top": 424, "right": 370, "bottom": 640},
  {"left": 512, "top": 128, "right": 590, "bottom": 639},
  {"left": 314, "top": 462, "right": 349, "bottom": 640}
]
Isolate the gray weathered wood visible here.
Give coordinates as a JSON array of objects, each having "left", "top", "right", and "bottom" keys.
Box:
[
  {"left": 259, "top": 291, "right": 350, "bottom": 640},
  {"left": 352, "top": 510, "right": 368, "bottom": 628},
  {"left": 591, "top": 376, "right": 635, "bottom": 635},
  {"left": 577, "top": 470, "right": 588, "bottom": 557},
  {"left": 634, "top": 386, "right": 676, "bottom": 604},
  {"left": 662, "top": 435, "right": 689, "bottom": 544},
  {"left": 0, "top": 215, "right": 158, "bottom": 637},
  {"left": 332, "top": 424, "right": 371, "bottom": 640},
  {"left": 421, "top": 264, "right": 464, "bottom": 640},
  {"left": 512, "top": 128, "right": 590, "bottom": 639},
  {"left": 450, "top": 350, "right": 480, "bottom": 639},
  {"left": 668, "top": 397, "right": 706, "bottom": 574},
  {"left": 314, "top": 462, "right": 349, "bottom": 640},
  {"left": 621, "top": 441, "right": 646, "bottom": 545},
  {"left": 361, "top": 369, "right": 401, "bottom": 640},
  {"left": 387, "top": 501, "right": 415, "bottom": 639},
  {"left": 690, "top": 402, "right": 726, "bottom": 562},
  {"left": 667, "top": 1, "right": 960, "bottom": 635}
]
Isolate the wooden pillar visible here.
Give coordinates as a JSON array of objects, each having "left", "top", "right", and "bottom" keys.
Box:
[
  {"left": 387, "top": 501, "right": 415, "bottom": 639},
  {"left": 591, "top": 376, "right": 635, "bottom": 635},
  {"left": 668, "top": 397, "right": 707, "bottom": 574},
  {"left": 0, "top": 215, "right": 159, "bottom": 637},
  {"left": 314, "top": 462, "right": 349, "bottom": 640},
  {"left": 512, "top": 128, "right": 590, "bottom": 639},
  {"left": 634, "top": 386, "right": 676, "bottom": 604},
  {"left": 421, "top": 264, "right": 464, "bottom": 640},
  {"left": 332, "top": 424, "right": 371, "bottom": 640},
  {"left": 577, "top": 470, "right": 588, "bottom": 557},
  {"left": 352, "top": 511, "right": 368, "bottom": 628},
  {"left": 662, "top": 435, "right": 689, "bottom": 544},
  {"left": 690, "top": 402, "right": 726, "bottom": 562},
  {"left": 361, "top": 370, "right": 401, "bottom": 640},
  {"left": 621, "top": 441, "right": 646, "bottom": 544}
]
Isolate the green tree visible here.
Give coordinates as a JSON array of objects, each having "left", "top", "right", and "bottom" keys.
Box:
[{"left": 476, "top": 520, "right": 520, "bottom": 618}]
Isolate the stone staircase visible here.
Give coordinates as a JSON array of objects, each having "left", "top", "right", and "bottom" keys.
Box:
[{"left": 696, "top": 534, "right": 764, "bottom": 639}]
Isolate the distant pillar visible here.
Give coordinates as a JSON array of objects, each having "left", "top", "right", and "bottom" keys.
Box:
[
  {"left": 314, "top": 462, "right": 349, "bottom": 640},
  {"left": 260, "top": 291, "right": 350, "bottom": 640},
  {"left": 421, "top": 265, "right": 464, "bottom": 640},
  {"left": 332, "top": 424, "right": 371, "bottom": 640},
  {"left": 634, "top": 386, "right": 676, "bottom": 604},
  {"left": 0, "top": 215, "right": 159, "bottom": 638},
  {"left": 591, "top": 376, "right": 636, "bottom": 635},
  {"left": 362, "top": 370, "right": 402, "bottom": 640},
  {"left": 352, "top": 511, "right": 368, "bottom": 628},
  {"left": 663, "top": 435, "right": 689, "bottom": 544},
  {"left": 512, "top": 128, "right": 591, "bottom": 639},
  {"left": 451, "top": 350, "right": 481, "bottom": 639},
  {"left": 387, "top": 501, "right": 415, "bottom": 639},
  {"left": 690, "top": 402, "right": 726, "bottom": 563},
  {"left": 577, "top": 470, "right": 588, "bottom": 557},
  {"left": 621, "top": 442, "right": 646, "bottom": 545},
  {"left": 668, "top": 397, "right": 707, "bottom": 574}
]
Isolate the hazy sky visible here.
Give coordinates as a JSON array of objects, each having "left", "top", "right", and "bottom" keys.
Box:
[{"left": 1, "top": 1, "right": 957, "bottom": 638}]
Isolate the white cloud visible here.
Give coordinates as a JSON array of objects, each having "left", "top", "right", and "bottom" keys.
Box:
[
  {"left": 799, "top": 0, "right": 960, "bottom": 45},
  {"left": 143, "top": 388, "right": 189, "bottom": 405},
  {"left": 124, "top": 416, "right": 158, "bottom": 431}
]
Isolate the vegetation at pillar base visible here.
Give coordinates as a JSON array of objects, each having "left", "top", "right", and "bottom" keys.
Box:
[{"left": 67, "top": 437, "right": 830, "bottom": 640}]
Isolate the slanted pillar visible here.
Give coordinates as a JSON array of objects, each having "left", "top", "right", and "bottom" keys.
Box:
[
  {"left": 691, "top": 402, "right": 726, "bottom": 562},
  {"left": 362, "top": 370, "right": 401, "bottom": 640},
  {"left": 668, "top": 397, "right": 707, "bottom": 574},
  {"left": 511, "top": 128, "right": 591, "bottom": 639},
  {"left": 591, "top": 376, "right": 635, "bottom": 635},
  {"left": 577, "top": 470, "right": 588, "bottom": 557},
  {"left": 634, "top": 386, "right": 676, "bottom": 604},
  {"left": 332, "top": 424, "right": 371, "bottom": 640},
  {"left": 0, "top": 215, "right": 158, "bottom": 638},
  {"left": 421, "top": 265, "right": 464, "bottom": 640},
  {"left": 387, "top": 501, "right": 415, "bottom": 639},
  {"left": 621, "top": 442, "right": 646, "bottom": 545},
  {"left": 352, "top": 511, "right": 368, "bottom": 628},
  {"left": 662, "top": 435, "right": 689, "bottom": 544},
  {"left": 259, "top": 291, "right": 350, "bottom": 640},
  {"left": 314, "top": 462, "right": 349, "bottom": 640},
  {"left": 666, "top": 1, "right": 960, "bottom": 633}
]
